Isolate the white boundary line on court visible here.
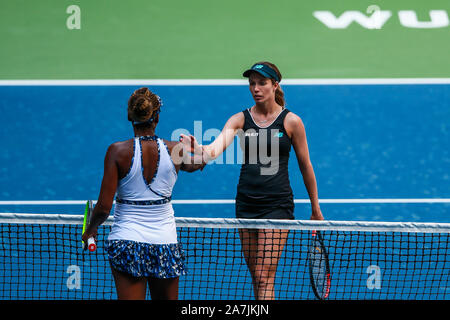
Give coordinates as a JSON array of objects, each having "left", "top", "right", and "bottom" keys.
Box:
[
  {"left": 0, "top": 199, "right": 449, "bottom": 205},
  {"left": 0, "top": 78, "right": 450, "bottom": 86}
]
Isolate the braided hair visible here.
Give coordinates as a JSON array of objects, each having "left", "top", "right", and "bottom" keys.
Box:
[{"left": 127, "top": 87, "right": 162, "bottom": 126}]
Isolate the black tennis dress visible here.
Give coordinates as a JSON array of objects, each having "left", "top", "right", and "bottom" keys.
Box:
[{"left": 236, "top": 107, "right": 294, "bottom": 220}]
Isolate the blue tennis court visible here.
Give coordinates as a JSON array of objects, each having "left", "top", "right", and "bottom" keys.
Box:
[
  {"left": 0, "top": 84, "right": 449, "bottom": 222},
  {"left": 0, "top": 83, "right": 449, "bottom": 300}
]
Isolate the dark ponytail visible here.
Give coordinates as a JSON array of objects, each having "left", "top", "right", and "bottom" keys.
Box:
[{"left": 274, "top": 83, "right": 285, "bottom": 107}]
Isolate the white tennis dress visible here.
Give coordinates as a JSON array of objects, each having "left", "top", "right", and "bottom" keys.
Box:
[{"left": 108, "top": 136, "right": 178, "bottom": 244}]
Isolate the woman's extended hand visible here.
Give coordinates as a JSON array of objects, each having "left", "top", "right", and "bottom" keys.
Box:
[{"left": 179, "top": 134, "right": 203, "bottom": 155}]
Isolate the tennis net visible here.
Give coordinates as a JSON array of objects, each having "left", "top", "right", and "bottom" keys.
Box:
[{"left": 0, "top": 213, "right": 449, "bottom": 300}]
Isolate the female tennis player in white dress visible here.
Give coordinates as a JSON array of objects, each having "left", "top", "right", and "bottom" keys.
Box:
[{"left": 82, "top": 87, "right": 205, "bottom": 300}]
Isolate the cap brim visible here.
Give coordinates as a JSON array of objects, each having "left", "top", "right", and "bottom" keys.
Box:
[{"left": 242, "top": 69, "right": 272, "bottom": 79}]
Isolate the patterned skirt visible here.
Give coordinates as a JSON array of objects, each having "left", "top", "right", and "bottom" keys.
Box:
[{"left": 105, "top": 240, "right": 187, "bottom": 278}]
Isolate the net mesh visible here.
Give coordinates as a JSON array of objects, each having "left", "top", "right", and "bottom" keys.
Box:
[{"left": 0, "top": 213, "right": 449, "bottom": 300}]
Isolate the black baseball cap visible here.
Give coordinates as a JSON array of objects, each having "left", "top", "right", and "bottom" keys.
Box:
[{"left": 242, "top": 63, "right": 280, "bottom": 82}]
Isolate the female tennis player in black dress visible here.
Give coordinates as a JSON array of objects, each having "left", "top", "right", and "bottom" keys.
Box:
[{"left": 180, "top": 61, "right": 324, "bottom": 300}]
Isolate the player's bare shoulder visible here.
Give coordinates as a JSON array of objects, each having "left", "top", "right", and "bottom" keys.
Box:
[
  {"left": 226, "top": 111, "right": 245, "bottom": 129},
  {"left": 284, "top": 110, "right": 305, "bottom": 137},
  {"left": 107, "top": 139, "right": 134, "bottom": 160}
]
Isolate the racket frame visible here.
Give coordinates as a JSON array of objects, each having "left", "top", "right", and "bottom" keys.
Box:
[
  {"left": 308, "top": 230, "right": 331, "bottom": 300},
  {"left": 82, "top": 200, "right": 96, "bottom": 251}
]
